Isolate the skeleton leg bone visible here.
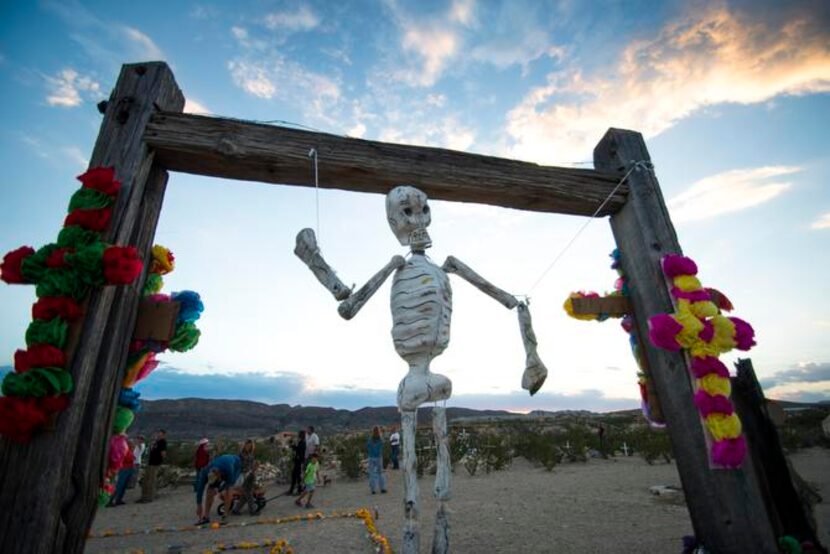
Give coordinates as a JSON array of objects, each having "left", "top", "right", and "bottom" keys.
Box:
[
  {"left": 432, "top": 406, "right": 451, "bottom": 554},
  {"left": 401, "top": 409, "right": 420, "bottom": 554}
]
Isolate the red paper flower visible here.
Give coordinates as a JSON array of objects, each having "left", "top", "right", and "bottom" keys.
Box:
[
  {"left": 64, "top": 207, "right": 112, "bottom": 232},
  {"left": 102, "top": 246, "right": 143, "bottom": 284},
  {"left": 1, "top": 246, "right": 35, "bottom": 284},
  {"left": 14, "top": 344, "right": 67, "bottom": 372},
  {"left": 77, "top": 167, "right": 121, "bottom": 196},
  {"left": 45, "top": 248, "right": 72, "bottom": 268},
  {"left": 0, "top": 397, "right": 49, "bottom": 443},
  {"left": 32, "top": 296, "right": 84, "bottom": 321}
]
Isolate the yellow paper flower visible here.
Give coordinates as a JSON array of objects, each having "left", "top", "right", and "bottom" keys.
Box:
[
  {"left": 673, "top": 275, "right": 702, "bottom": 292},
  {"left": 699, "top": 374, "right": 731, "bottom": 397},
  {"left": 710, "top": 315, "right": 736, "bottom": 353},
  {"left": 689, "top": 300, "right": 718, "bottom": 319},
  {"left": 704, "top": 413, "right": 742, "bottom": 440},
  {"left": 150, "top": 245, "right": 175, "bottom": 275}
]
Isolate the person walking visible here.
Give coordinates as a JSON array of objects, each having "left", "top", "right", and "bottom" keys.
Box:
[
  {"left": 367, "top": 425, "right": 387, "bottom": 494},
  {"left": 288, "top": 430, "right": 306, "bottom": 495},
  {"left": 389, "top": 425, "right": 400, "bottom": 470},
  {"left": 294, "top": 452, "right": 320, "bottom": 509},
  {"left": 139, "top": 429, "right": 167, "bottom": 503},
  {"left": 107, "top": 439, "right": 136, "bottom": 506}
]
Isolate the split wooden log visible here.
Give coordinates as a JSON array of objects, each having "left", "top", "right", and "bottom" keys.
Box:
[{"left": 401, "top": 409, "right": 420, "bottom": 554}]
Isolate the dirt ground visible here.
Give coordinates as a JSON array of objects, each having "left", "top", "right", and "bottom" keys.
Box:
[{"left": 86, "top": 449, "right": 829, "bottom": 553}]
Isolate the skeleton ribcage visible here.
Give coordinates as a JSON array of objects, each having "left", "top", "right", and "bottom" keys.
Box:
[{"left": 390, "top": 255, "right": 452, "bottom": 360}]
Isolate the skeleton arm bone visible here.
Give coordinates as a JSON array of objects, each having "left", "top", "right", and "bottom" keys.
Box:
[
  {"left": 441, "top": 256, "right": 518, "bottom": 308},
  {"left": 337, "top": 255, "right": 406, "bottom": 320},
  {"left": 294, "top": 229, "right": 351, "bottom": 301},
  {"left": 442, "top": 255, "right": 548, "bottom": 395}
]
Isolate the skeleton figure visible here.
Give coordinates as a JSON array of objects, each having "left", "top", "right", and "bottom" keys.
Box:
[{"left": 295, "top": 186, "right": 548, "bottom": 553}]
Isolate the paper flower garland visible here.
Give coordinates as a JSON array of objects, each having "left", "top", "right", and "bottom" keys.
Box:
[
  {"left": 0, "top": 167, "right": 143, "bottom": 443},
  {"left": 100, "top": 244, "right": 204, "bottom": 504},
  {"left": 647, "top": 254, "right": 754, "bottom": 468}
]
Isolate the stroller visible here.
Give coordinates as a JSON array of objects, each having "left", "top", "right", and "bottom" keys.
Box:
[{"left": 216, "top": 479, "right": 285, "bottom": 516}]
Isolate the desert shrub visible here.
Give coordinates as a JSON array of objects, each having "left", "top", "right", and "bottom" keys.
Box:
[
  {"left": 449, "top": 428, "right": 471, "bottom": 472},
  {"left": 481, "top": 434, "right": 512, "bottom": 473},
  {"left": 778, "top": 407, "right": 830, "bottom": 450},
  {"left": 559, "top": 425, "right": 592, "bottom": 462},
  {"left": 334, "top": 434, "right": 366, "bottom": 480},
  {"left": 415, "top": 430, "right": 435, "bottom": 477},
  {"left": 625, "top": 426, "right": 673, "bottom": 464},
  {"left": 513, "top": 428, "right": 562, "bottom": 471}
]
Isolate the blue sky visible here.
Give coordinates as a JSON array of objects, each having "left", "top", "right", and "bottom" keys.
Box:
[{"left": 1, "top": 0, "right": 829, "bottom": 411}]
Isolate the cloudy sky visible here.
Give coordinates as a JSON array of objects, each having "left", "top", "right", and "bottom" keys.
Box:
[{"left": 1, "top": 0, "right": 829, "bottom": 412}]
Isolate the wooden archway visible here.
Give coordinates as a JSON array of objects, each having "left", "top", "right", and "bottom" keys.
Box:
[{"left": 0, "top": 62, "right": 778, "bottom": 553}]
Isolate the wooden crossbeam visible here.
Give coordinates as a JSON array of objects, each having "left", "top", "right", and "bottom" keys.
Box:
[
  {"left": 144, "top": 112, "right": 627, "bottom": 216},
  {"left": 569, "top": 295, "right": 631, "bottom": 316}
]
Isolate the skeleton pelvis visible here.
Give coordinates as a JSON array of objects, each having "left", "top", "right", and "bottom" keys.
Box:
[{"left": 397, "top": 370, "right": 452, "bottom": 411}]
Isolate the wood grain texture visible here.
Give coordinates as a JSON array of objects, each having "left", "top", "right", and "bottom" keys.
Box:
[
  {"left": 0, "top": 62, "right": 184, "bottom": 554},
  {"left": 596, "top": 128, "right": 776, "bottom": 553},
  {"left": 144, "top": 112, "right": 627, "bottom": 216},
  {"left": 569, "top": 295, "right": 631, "bottom": 316}
]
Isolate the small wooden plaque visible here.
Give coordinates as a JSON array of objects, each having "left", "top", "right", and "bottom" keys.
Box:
[
  {"left": 133, "top": 300, "right": 180, "bottom": 341},
  {"left": 570, "top": 295, "right": 631, "bottom": 316}
]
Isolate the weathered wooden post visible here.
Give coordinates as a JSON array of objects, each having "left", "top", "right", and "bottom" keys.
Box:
[
  {"left": 0, "top": 62, "right": 183, "bottom": 553},
  {"left": 594, "top": 128, "right": 777, "bottom": 552},
  {"left": 732, "top": 358, "right": 824, "bottom": 548}
]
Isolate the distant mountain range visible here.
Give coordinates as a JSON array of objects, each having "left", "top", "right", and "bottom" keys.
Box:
[{"left": 132, "top": 398, "right": 514, "bottom": 440}]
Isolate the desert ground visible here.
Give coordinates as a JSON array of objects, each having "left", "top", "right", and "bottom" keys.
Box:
[{"left": 87, "top": 449, "right": 829, "bottom": 553}]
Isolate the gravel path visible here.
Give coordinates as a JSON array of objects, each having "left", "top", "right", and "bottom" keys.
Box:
[{"left": 86, "top": 449, "right": 829, "bottom": 553}]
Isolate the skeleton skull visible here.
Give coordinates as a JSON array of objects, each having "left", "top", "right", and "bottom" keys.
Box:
[{"left": 386, "top": 185, "right": 432, "bottom": 250}]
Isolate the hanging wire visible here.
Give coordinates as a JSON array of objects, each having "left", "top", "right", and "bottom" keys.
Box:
[
  {"left": 524, "top": 160, "right": 654, "bottom": 295},
  {"left": 308, "top": 148, "right": 320, "bottom": 241}
]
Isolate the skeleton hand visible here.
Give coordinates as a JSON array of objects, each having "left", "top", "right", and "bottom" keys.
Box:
[
  {"left": 517, "top": 302, "right": 547, "bottom": 395},
  {"left": 294, "top": 228, "right": 351, "bottom": 301},
  {"left": 522, "top": 350, "right": 548, "bottom": 395}
]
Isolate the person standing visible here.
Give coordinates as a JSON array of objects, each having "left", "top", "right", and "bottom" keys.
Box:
[
  {"left": 107, "top": 439, "right": 136, "bottom": 506},
  {"left": 194, "top": 438, "right": 211, "bottom": 472},
  {"left": 128, "top": 435, "right": 146, "bottom": 489},
  {"left": 139, "top": 429, "right": 167, "bottom": 503},
  {"left": 367, "top": 425, "right": 387, "bottom": 494},
  {"left": 389, "top": 425, "right": 400, "bottom": 470},
  {"left": 288, "top": 430, "right": 306, "bottom": 495},
  {"left": 305, "top": 426, "right": 320, "bottom": 461}
]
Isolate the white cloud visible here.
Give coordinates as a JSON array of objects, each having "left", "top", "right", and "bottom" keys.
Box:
[
  {"left": 228, "top": 60, "right": 277, "bottom": 99},
  {"left": 123, "top": 26, "right": 165, "bottom": 60},
  {"left": 504, "top": 7, "right": 830, "bottom": 164},
  {"left": 449, "top": 0, "right": 476, "bottom": 26},
  {"left": 811, "top": 212, "right": 830, "bottom": 230},
  {"left": 668, "top": 166, "right": 798, "bottom": 223},
  {"left": 379, "top": 115, "right": 475, "bottom": 151},
  {"left": 264, "top": 5, "right": 320, "bottom": 31},
  {"left": 426, "top": 93, "right": 447, "bottom": 107},
  {"left": 61, "top": 146, "right": 88, "bottom": 169},
  {"left": 45, "top": 68, "right": 101, "bottom": 107},
  {"left": 347, "top": 122, "right": 367, "bottom": 138},
  {"left": 397, "top": 25, "right": 459, "bottom": 87},
  {"left": 184, "top": 97, "right": 211, "bottom": 115},
  {"left": 227, "top": 57, "right": 340, "bottom": 124}
]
